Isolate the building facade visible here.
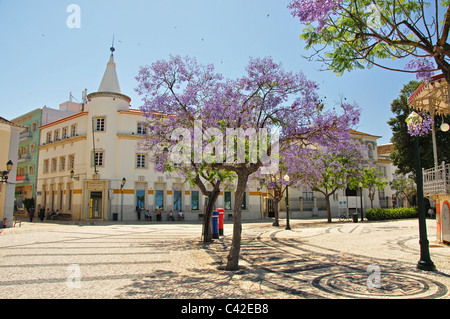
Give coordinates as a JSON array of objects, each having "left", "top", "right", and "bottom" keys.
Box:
[
  {"left": 0, "top": 117, "right": 24, "bottom": 227},
  {"left": 276, "top": 131, "right": 395, "bottom": 220},
  {"left": 11, "top": 106, "right": 77, "bottom": 213},
  {"left": 36, "top": 49, "right": 262, "bottom": 221}
]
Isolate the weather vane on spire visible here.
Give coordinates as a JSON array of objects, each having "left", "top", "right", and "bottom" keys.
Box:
[{"left": 110, "top": 35, "right": 115, "bottom": 55}]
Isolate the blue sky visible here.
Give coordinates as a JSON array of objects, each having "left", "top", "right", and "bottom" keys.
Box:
[{"left": 0, "top": 0, "right": 418, "bottom": 145}]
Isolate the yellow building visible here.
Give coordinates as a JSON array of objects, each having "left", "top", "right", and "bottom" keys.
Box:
[{"left": 0, "top": 117, "right": 24, "bottom": 227}]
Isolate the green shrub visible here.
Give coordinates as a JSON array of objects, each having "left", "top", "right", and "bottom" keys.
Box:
[{"left": 365, "top": 207, "right": 418, "bottom": 221}]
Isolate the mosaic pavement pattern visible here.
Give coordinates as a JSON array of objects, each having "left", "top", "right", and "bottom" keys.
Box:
[{"left": 0, "top": 219, "right": 448, "bottom": 299}]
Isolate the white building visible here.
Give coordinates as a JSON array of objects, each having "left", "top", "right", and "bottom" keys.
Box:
[
  {"left": 36, "top": 48, "right": 396, "bottom": 222},
  {"left": 36, "top": 48, "right": 265, "bottom": 221},
  {"left": 276, "top": 131, "right": 395, "bottom": 220}
]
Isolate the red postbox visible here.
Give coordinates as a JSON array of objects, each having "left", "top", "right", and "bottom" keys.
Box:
[{"left": 217, "top": 208, "right": 224, "bottom": 236}]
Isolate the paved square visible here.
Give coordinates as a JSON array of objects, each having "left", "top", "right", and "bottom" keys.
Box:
[{"left": 0, "top": 218, "right": 448, "bottom": 299}]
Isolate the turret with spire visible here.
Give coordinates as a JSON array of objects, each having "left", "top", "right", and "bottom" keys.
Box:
[
  {"left": 87, "top": 45, "right": 131, "bottom": 110},
  {"left": 98, "top": 45, "right": 122, "bottom": 94}
]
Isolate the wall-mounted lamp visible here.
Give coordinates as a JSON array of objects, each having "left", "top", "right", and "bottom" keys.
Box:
[
  {"left": 0, "top": 160, "right": 13, "bottom": 183},
  {"left": 70, "top": 170, "right": 80, "bottom": 181}
]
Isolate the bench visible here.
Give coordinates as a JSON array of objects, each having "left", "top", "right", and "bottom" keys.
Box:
[{"left": 54, "top": 213, "right": 72, "bottom": 221}]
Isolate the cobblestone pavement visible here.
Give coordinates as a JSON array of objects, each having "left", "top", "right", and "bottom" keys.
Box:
[{"left": 0, "top": 218, "right": 449, "bottom": 299}]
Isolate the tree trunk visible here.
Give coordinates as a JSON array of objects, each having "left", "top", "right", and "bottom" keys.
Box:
[
  {"left": 325, "top": 194, "right": 332, "bottom": 223},
  {"left": 434, "top": 55, "right": 450, "bottom": 84},
  {"left": 272, "top": 198, "right": 280, "bottom": 226},
  {"left": 202, "top": 189, "right": 220, "bottom": 243},
  {"left": 225, "top": 172, "right": 249, "bottom": 271}
]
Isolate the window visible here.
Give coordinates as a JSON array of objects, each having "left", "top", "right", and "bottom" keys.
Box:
[
  {"left": 136, "top": 154, "right": 146, "bottom": 168},
  {"left": 241, "top": 192, "right": 247, "bottom": 210},
  {"left": 368, "top": 143, "right": 374, "bottom": 159},
  {"left": 191, "top": 191, "right": 199, "bottom": 210},
  {"left": 59, "top": 156, "right": 66, "bottom": 171},
  {"left": 95, "top": 117, "right": 105, "bottom": 132},
  {"left": 155, "top": 190, "right": 164, "bottom": 209},
  {"left": 17, "top": 167, "right": 27, "bottom": 176},
  {"left": 379, "top": 188, "right": 385, "bottom": 200},
  {"left": 302, "top": 188, "right": 314, "bottom": 201},
  {"left": 51, "top": 158, "right": 57, "bottom": 172},
  {"left": 29, "top": 165, "right": 35, "bottom": 176},
  {"left": 94, "top": 151, "right": 104, "bottom": 167},
  {"left": 137, "top": 122, "right": 147, "bottom": 135},
  {"left": 46, "top": 132, "right": 52, "bottom": 143},
  {"left": 67, "top": 188, "right": 73, "bottom": 211},
  {"left": 173, "top": 190, "right": 182, "bottom": 211},
  {"left": 68, "top": 155, "right": 75, "bottom": 170},
  {"left": 54, "top": 130, "right": 60, "bottom": 141},
  {"left": 31, "top": 144, "right": 36, "bottom": 154},
  {"left": 224, "top": 191, "right": 232, "bottom": 210},
  {"left": 44, "top": 159, "right": 49, "bottom": 173},
  {"left": 59, "top": 184, "right": 64, "bottom": 210},
  {"left": 71, "top": 124, "right": 77, "bottom": 137},
  {"left": 62, "top": 127, "right": 68, "bottom": 139},
  {"left": 32, "top": 122, "right": 37, "bottom": 132}
]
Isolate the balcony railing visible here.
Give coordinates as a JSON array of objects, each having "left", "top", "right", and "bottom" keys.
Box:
[
  {"left": 19, "top": 131, "right": 32, "bottom": 140},
  {"left": 423, "top": 162, "right": 450, "bottom": 195}
]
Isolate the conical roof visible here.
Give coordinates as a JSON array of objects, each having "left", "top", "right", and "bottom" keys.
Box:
[{"left": 98, "top": 53, "right": 121, "bottom": 93}]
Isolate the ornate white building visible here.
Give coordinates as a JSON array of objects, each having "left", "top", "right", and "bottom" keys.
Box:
[
  {"left": 35, "top": 48, "right": 395, "bottom": 222},
  {"left": 36, "top": 48, "right": 263, "bottom": 221}
]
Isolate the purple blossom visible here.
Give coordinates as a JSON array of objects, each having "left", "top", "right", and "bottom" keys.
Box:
[
  {"left": 288, "top": 0, "right": 341, "bottom": 30},
  {"left": 406, "top": 111, "right": 434, "bottom": 137},
  {"left": 136, "top": 55, "right": 361, "bottom": 182},
  {"left": 405, "top": 58, "right": 435, "bottom": 83}
]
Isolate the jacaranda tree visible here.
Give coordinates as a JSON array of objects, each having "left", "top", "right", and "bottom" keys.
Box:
[
  {"left": 288, "top": 0, "right": 450, "bottom": 82},
  {"left": 136, "top": 55, "right": 361, "bottom": 270}
]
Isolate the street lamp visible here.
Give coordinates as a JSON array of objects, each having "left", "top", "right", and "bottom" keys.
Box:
[
  {"left": 1, "top": 160, "right": 13, "bottom": 183},
  {"left": 70, "top": 170, "right": 80, "bottom": 181},
  {"left": 120, "top": 177, "right": 126, "bottom": 221},
  {"left": 414, "top": 137, "right": 436, "bottom": 271},
  {"left": 359, "top": 182, "right": 364, "bottom": 222},
  {"left": 284, "top": 174, "right": 291, "bottom": 230},
  {"left": 405, "top": 111, "right": 436, "bottom": 271}
]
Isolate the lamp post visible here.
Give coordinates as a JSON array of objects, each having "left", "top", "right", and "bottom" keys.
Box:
[
  {"left": 405, "top": 111, "right": 436, "bottom": 271},
  {"left": 359, "top": 182, "right": 364, "bottom": 222},
  {"left": 414, "top": 137, "right": 436, "bottom": 271},
  {"left": 0, "top": 160, "right": 13, "bottom": 183},
  {"left": 120, "top": 177, "right": 126, "bottom": 221},
  {"left": 284, "top": 174, "right": 291, "bottom": 230}
]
